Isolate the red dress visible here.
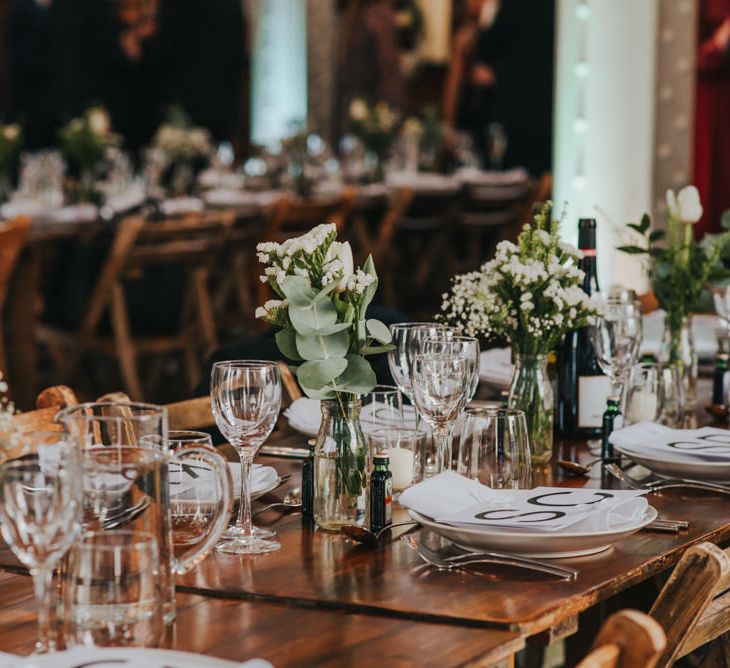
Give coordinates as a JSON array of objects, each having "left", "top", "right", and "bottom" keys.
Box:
[{"left": 693, "top": 0, "right": 730, "bottom": 236}]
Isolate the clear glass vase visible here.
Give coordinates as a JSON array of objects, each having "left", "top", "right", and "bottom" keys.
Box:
[
  {"left": 314, "top": 397, "right": 369, "bottom": 530},
  {"left": 171, "top": 161, "right": 195, "bottom": 196},
  {"left": 659, "top": 314, "right": 697, "bottom": 409},
  {"left": 508, "top": 354, "right": 554, "bottom": 465}
]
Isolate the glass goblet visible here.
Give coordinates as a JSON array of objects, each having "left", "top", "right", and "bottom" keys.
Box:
[
  {"left": 0, "top": 432, "right": 83, "bottom": 653},
  {"left": 211, "top": 360, "right": 282, "bottom": 554},
  {"left": 420, "top": 335, "right": 481, "bottom": 402}
]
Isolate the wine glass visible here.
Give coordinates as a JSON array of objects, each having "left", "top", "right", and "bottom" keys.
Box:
[
  {"left": 411, "top": 352, "right": 470, "bottom": 473},
  {"left": 0, "top": 432, "right": 83, "bottom": 653},
  {"left": 592, "top": 299, "right": 643, "bottom": 410},
  {"left": 211, "top": 360, "right": 282, "bottom": 554},
  {"left": 457, "top": 408, "right": 532, "bottom": 488},
  {"left": 420, "top": 335, "right": 480, "bottom": 401}
]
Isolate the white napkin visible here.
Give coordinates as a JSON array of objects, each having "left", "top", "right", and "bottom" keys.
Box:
[
  {"left": 386, "top": 171, "right": 460, "bottom": 193},
  {"left": 159, "top": 197, "right": 204, "bottom": 216},
  {"left": 479, "top": 347, "right": 513, "bottom": 388},
  {"left": 610, "top": 422, "right": 730, "bottom": 462},
  {"left": 170, "top": 463, "right": 278, "bottom": 500},
  {"left": 49, "top": 203, "right": 97, "bottom": 223},
  {"left": 285, "top": 397, "right": 418, "bottom": 437},
  {"left": 203, "top": 188, "right": 278, "bottom": 208},
  {"left": 104, "top": 185, "right": 146, "bottom": 213},
  {"left": 198, "top": 168, "right": 245, "bottom": 190},
  {"left": 641, "top": 310, "right": 719, "bottom": 360},
  {"left": 7, "top": 647, "right": 272, "bottom": 667},
  {"left": 400, "top": 472, "right": 647, "bottom": 533}
]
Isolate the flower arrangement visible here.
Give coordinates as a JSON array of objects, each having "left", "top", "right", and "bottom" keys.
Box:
[
  {"left": 618, "top": 185, "right": 730, "bottom": 401},
  {"left": 59, "top": 106, "right": 119, "bottom": 177},
  {"left": 256, "top": 223, "right": 391, "bottom": 526},
  {"left": 440, "top": 202, "right": 599, "bottom": 354},
  {"left": 0, "top": 123, "right": 22, "bottom": 201},
  {"left": 348, "top": 98, "right": 400, "bottom": 180},
  {"left": 152, "top": 108, "right": 213, "bottom": 196},
  {"left": 0, "top": 372, "right": 19, "bottom": 464},
  {"left": 256, "top": 223, "right": 391, "bottom": 399}
]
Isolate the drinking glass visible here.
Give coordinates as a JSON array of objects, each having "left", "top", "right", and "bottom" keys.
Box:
[
  {"left": 211, "top": 360, "right": 282, "bottom": 554},
  {"left": 658, "top": 364, "right": 685, "bottom": 427},
  {"left": 625, "top": 363, "right": 661, "bottom": 424},
  {"left": 0, "top": 432, "right": 83, "bottom": 653},
  {"left": 64, "top": 531, "right": 162, "bottom": 648},
  {"left": 368, "top": 428, "right": 427, "bottom": 495},
  {"left": 592, "top": 299, "right": 643, "bottom": 409},
  {"left": 361, "top": 385, "right": 404, "bottom": 434},
  {"left": 411, "top": 353, "right": 469, "bottom": 473},
  {"left": 388, "top": 323, "right": 453, "bottom": 405},
  {"left": 419, "top": 335, "right": 480, "bottom": 401},
  {"left": 457, "top": 408, "right": 532, "bottom": 488}
]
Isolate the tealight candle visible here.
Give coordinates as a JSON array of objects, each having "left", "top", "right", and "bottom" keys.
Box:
[
  {"left": 627, "top": 389, "right": 658, "bottom": 423},
  {"left": 386, "top": 447, "right": 415, "bottom": 491}
]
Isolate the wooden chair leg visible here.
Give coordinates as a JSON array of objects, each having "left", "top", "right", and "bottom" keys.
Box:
[
  {"left": 110, "top": 282, "right": 143, "bottom": 401},
  {"left": 191, "top": 267, "right": 218, "bottom": 354}
]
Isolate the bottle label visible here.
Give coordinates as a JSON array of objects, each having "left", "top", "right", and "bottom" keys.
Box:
[
  {"left": 578, "top": 376, "right": 612, "bottom": 428},
  {"left": 385, "top": 478, "right": 392, "bottom": 524}
]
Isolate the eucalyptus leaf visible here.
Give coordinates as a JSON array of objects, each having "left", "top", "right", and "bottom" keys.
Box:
[
  {"left": 297, "top": 383, "right": 337, "bottom": 401},
  {"left": 361, "top": 343, "right": 396, "bottom": 355},
  {"left": 722, "top": 209, "right": 730, "bottom": 231},
  {"left": 295, "top": 329, "right": 350, "bottom": 361},
  {"left": 288, "top": 298, "right": 338, "bottom": 335},
  {"left": 297, "top": 358, "right": 348, "bottom": 390},
  {"left": 361, "top": 255, "right": 379, "bottom": 312},
  {"left": 333, "top": 354, "right": 377, "bottom": 395},
  {"left": 366, "top": 319, "right": 392, "bottom": 344},
  {"left": 317, "top": 322, "right": 352, "bottom": 335},
  {"left": 275, "top": 328, "right": 303, "bottom": 362},
  {"left": 280, "top": 275, "right": 315, "bottom": 308},
  {"left": 313, "top": 280, "right": 339, "bottom": 303}
]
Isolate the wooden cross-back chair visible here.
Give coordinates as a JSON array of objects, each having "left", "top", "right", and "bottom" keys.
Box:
[
  {"left": 37, "top": 211, "right": 235, "bottom": 401},
  {"left": 0, "top": 216, "right": 31, "bottom": 378},
  {"left": 492, "top": 171, "right": 553, "bottom": 247},
  {"left": 576, "top": 610, "right": 665, "bottom": 668},
  {"left": 648, "top": 541, "right": 730, "bottom": 667}
]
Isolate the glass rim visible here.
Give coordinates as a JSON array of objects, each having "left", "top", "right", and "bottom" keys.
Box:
[
  {"left": 422, "top": 335, "right": 479, "bottom": 344},
  {"left": 389, "top": 322, "right": 452, "bottom": 331},
  {"left": 167, "top": 430, "right": 213, "bottom": 442},
  {"left": 212, "top": 360, "right": 279, "bottom": 370},
  {"left": 56, "top": 402, "right": 167, "bottom": 422},
  {"left": 74, "top": 529, "right": 158, "bottom": 552},
  {"left": 368, "top": 427, "right": 428, "bottom": 438},
  {"left": 366, "top": 384, "right": 401, "bottom": 394}
]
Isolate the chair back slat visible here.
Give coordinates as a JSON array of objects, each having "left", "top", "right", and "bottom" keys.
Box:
[
  {"left": 266, "top": 189, "right": 354, "bottom": 242},
  {"left": 0, "top": 216, "right": 30, "bottom": 307},
  {"left": 577, "top": 610, "right": 665, "bottom": 668},
  {"left": 649, "top": 541, "right": 730, "bottom": 666}
]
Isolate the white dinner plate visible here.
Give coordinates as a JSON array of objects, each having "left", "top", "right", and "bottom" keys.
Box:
[
  {"left": 409, "top": 506, "right": 658, "bottom": 558},
  {"left": 615, "top": 445, "right": 730, "bottom": 482},
  {"left": 12, "top": 647, "right": 271, "bottom": 668}
]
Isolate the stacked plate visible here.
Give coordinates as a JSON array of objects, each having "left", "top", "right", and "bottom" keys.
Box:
[
  {"left": 611, "top": 422, "right": 730, "bottom": 482},
  {"left": 400, "top": 472, "right": 656, "bottom": 558}
]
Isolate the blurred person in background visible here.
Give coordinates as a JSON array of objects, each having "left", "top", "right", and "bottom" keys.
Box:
[
  {"left": 693, "top": 0, "right": 730, "bottom": 236},
  {"left": 338, "top": 0, "right": 408, "bottom": 125},
  {"left": 442, "top": 0, "right": 499, "bottom": 158},
  {"left": 473, "top": 0, "right": 555, "bottom": 175}
]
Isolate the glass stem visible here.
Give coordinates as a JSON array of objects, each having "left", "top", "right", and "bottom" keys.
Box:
[
  {"left": 235, "top": 449, "right": 254, "bottom": 540},
  {"left": 31, "top": 565, "right": 54, "bottom": 653},
  {"left": 434, "top": 428, "right": 452, "bottom": 473}
]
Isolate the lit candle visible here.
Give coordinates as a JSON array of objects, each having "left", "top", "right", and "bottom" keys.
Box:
[
  {"left": 627, "top": 389, "right": 658, "bottom": 423},
  {"left": 386, "top": 447, "right": 415, "bottom": 491}
]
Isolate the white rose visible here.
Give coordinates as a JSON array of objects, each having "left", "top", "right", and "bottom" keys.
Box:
[
  {"left": 88, "top": 108, "right": 110, "bottom": 136},
  {"left": 325, "top": 241, "right": 354, "bottom": 292},
  {"left": 349, "top": 99, "right": 368, "bottom": 122},
  {"left": 666, "top": 185, "right": 703, "bottom": 224}
]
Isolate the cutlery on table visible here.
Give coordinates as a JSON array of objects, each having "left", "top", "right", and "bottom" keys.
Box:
[
  {"left": 252, "top": 487, "right": 303, "bottom": 517},
  {"left": 605, "top": 463, "right": 730, "bottom": 496},
  {"left": 557, "top": 458, "right": 602, "bottom": 476},
  {"left": 643, "top": 519, "right": 690, "bottom": 533},
  {"left": 341, "top": 521, "right": 420, "bottom": 544},
  {"left": 401, "top": 535, "right": 579, "bottom": 580}
]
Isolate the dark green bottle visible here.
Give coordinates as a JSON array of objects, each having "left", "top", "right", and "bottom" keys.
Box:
[
  {"left": 601, "top": 396, "right": 623, "bottom": 461},
  {"left": 369, "top": 454, "right": 392, "bottom": 534},
  {"left": 712, "top": 353, "right": 730, "bottom": 406},
  {"left": 301, "top": 439, "right": 315, "bottom": 522}
]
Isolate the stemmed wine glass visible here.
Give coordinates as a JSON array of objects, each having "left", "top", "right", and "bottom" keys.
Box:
[
  {"left": 211, "top": 361, "right": 282, "bottom": 554},
  {"left": 411, "top": 352, "right": 470, "bottom": 473},
  {"left": 420, "top": 335, "right": 480, "bottom": 402},
  {"left": 0, "top": 432, "right": 83, "bottom": 653},
  {"left": 592, "top": 299, "right": 643, "bottom": 411}
]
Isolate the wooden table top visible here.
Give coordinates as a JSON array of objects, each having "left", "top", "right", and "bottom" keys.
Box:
[{"left": 0, "top": 571, "right": 524, "bottom": 666}]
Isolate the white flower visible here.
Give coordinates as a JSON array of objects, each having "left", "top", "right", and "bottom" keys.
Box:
[
  {"left": 349, "top": 98, "right": 368, "bottom": 122},
  {"left": 2, "top": 124, "right": 19, "bottom": 141},
  {"left": 666, "top": 185, "right": 703, "bottom": 224},
  {"left": 325, "top": 240, "right": 354, "bottom": 292},
  {"left": 88, "top": 107, "right": 111, "bottom": 136}
]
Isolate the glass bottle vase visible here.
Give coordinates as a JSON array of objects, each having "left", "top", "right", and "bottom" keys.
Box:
[
  {"left": 508, "top": 354, "right": 554, "bottom": 465},
  {"left": 659, "top": 314, "right": 697, "bottom": 409},
  {"left": 314, "top": 397, "right": 369, "bottom": 530}
]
